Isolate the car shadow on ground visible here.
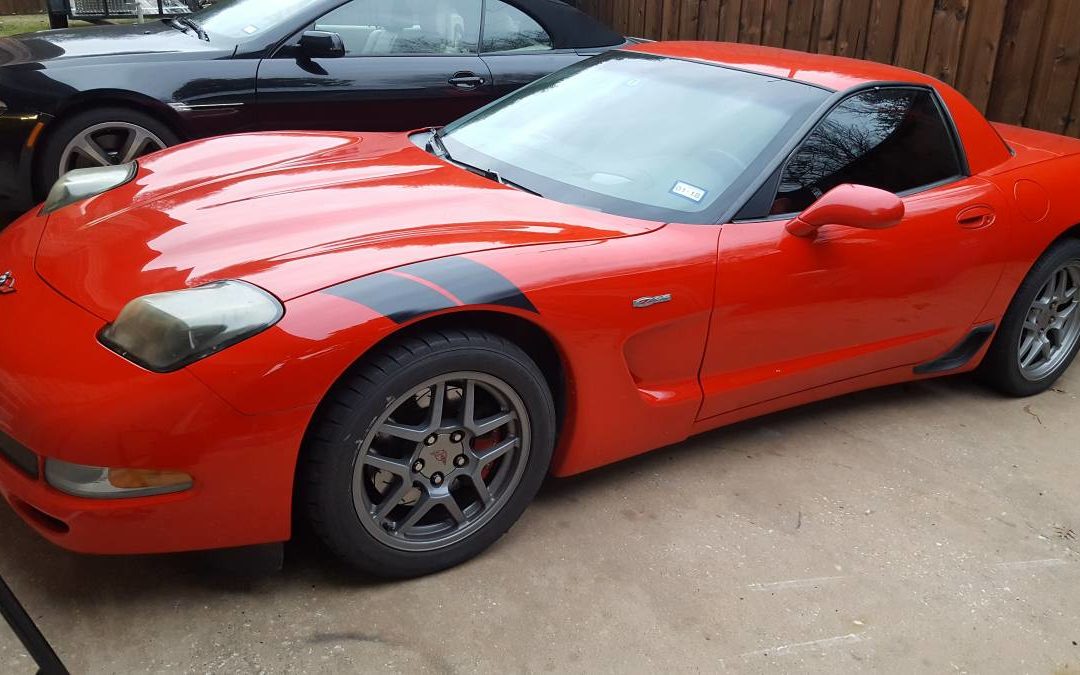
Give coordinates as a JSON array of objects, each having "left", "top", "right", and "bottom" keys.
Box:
[{"left": 0, "top": 373, "right": 1002, "bottom": 603}]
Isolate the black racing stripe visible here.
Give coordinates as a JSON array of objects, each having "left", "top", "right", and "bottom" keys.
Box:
[
  {"left": 326, "top": 272, "right": 456, "bottom": 324},
  {"left": 399, "top": 257, "right": 538, "bottom": 313}
]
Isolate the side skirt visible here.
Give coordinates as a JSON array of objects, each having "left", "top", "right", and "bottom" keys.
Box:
[{"left": 913, "top": 323, "right": 996, "bottom": 375}]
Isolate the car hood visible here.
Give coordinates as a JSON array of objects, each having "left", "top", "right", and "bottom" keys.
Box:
[
  {"left": 36, "top": 131, "right": 662, "bottom": 319},
  {"left": 0, "top": 22, "right": 220, "bottom": 67}
]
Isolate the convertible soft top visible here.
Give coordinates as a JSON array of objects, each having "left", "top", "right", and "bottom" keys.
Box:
[{"left": 511, "top": 0, "right": 625, "bottom": 50}]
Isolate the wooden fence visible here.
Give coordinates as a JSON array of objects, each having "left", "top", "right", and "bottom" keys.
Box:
[
  {"left": 0, "top": 0, "right": 44, "bottom": 13},
  {"left": 580, "top": 0, "right": 1080, "bottom": 138}
]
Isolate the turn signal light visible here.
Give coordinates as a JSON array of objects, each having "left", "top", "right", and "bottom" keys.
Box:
[{"left": 45, "top": 459, "right": 193, "bottom": 499}]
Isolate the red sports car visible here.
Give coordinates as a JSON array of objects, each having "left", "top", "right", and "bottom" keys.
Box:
[{"left": 2, "top": 42, "right": 1079, "bottom": 577}]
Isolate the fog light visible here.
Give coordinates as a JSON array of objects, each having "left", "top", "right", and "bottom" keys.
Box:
[{"left": 45, "top": 459, "right": 192, "bottom": 499}]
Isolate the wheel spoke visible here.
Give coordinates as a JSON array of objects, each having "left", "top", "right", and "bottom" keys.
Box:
[
  {"left": 1019, "top": 336, "right": 1043, "bottom": 368},
  {"left": 73, "top": 136, "right": 112, "bottom": 167},
  {"left": 120, "top": 127, "right": 153, "bottom": 163},
  {"left": 363, "top": 453, "right": 411, "bottom": 477},
  {"left": 466, "top": 472, "right": 494, "bottom": 506},
  {"left": 374, "top": 479, "right": 412, "bottom": 520},
  {"left": 426, "top": 381, "right": 447, "bottom": 431},
  {"left": 474, "top": 436, "right": 518, "bottom": 465},
  {"left": 379, "top": 421, "right": 428, "bottom": 442},
  {"left": 399, "top": 494, "right": 435, "bottom": 531},
  {"left": 440, "top": 496, "right": 467, "bottom": 525}
]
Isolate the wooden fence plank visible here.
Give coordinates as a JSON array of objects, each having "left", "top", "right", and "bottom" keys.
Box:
[
  {"left": 1067, "top": 75, "right": 1080, "bottom": 137},
  {"left": 698, "top": 0, "right": 722, "bottom": 39},
  {"left": 719, "top": 0, "right": 741, "bottom": 42},
  {"left": 835, "top": 0, "right": 872, "bottom": 58},
  {"left": 815, "top": 0, "right": 843, "bottom": 55},
  {"left": 0, "top": 0, "right": 44, "bottom": 13},
  {"left": 738, "top": 0, "right": 765, "bottom": 44},
  {"left": 661, "top": 0, "right": 682, "bottom": 39},
  {"left": 783, "top": 0, "right": 817, "bottom": 51},
  {"left": 893, "top": 0, "right": 935, "bottom": 71},
  {"left": 678, "top": 0, "right": 701, "bottom": 38},
  {"left": 865, "top": 0, "right": 902, "bottom": 63},
  {"left": 1023, "top": 0, "right": 1080, "bottom": 133},
  {"left": 924, "top": 0, "right": 970, "bottom": 84},
  {"left": 761, "top": 0, "right": 789, "bottom": 47},
  {"left": 954, "top": 0, "right": 1007, "bottom": 112},
  {"left": 987, "top": 0, "right": 1051, "bottom": 125},
  {"left": 644, "top": 0, "right": 666, "bottom": 39}
]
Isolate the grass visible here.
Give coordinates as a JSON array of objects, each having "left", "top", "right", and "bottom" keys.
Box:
[
  {"left": 0, "top": 14, "right": 136, "bottom": 38},
  {"left": 0, "top": 14, "right": 49, "bottom": 37}
]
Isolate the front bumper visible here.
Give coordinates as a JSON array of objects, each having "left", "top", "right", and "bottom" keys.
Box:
[
  {"left": 0, "top": 212, "right": 315, "bottom": 554},
  {"left": 0, "top": 112, "right": 45, "bottom": 215}
]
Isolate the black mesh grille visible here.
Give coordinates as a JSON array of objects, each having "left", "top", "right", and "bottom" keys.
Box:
[{"left": 0, "top": 430, "right": 38, "bottom": 479}]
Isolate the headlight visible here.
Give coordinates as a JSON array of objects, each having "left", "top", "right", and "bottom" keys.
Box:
[
  {"left": 41, "top": 162, "right": 138, "bottom": 215},
  {"left": 99, "top": 280, "right": 284, "bottom": 373}
]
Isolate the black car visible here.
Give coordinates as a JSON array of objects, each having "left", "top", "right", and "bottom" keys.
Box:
[{"left": 0, "top": 0, "right": 626, "bottom": 213}]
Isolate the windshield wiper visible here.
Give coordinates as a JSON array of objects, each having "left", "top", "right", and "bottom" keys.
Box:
[
  {"left": 426, "top": 127, "right": 450, "bottom": 159},
  {"left": 426, "top": 128, "right": 542, "bottom": 197},
  {"left": 177, "top": 16, "right": 209, "bottom": 41}
]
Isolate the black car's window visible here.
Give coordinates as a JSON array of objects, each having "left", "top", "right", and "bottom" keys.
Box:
[
  {"left": 481, "top": 0, "right": 553, "bottom": 52},
  {"left": 773, "top": 87, "right": 963, "bottom": 214},
  {"left": 193, "top": 0, "right": 321, "bottom": 41},
  {"left": 314, "top": 0, "right": 482, "bottom": 55}
]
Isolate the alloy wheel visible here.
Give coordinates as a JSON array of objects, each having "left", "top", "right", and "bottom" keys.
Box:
[
  {"left": 351, "top": 372, "right": 531, "bottom": 552},
  {"left": 1017, "top": 261, "right": 1080, "bottom": 381},
  {"left": 59, "top": 121, "right": 167, "bottom": 174}
]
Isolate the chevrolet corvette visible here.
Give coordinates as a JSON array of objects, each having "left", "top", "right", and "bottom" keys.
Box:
[{"left": 2, "top": 42, "right": 1079, "bottom": 577}]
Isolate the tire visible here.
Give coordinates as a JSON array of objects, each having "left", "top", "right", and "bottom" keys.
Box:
[
  {"left": 36, "top": 106, "right": 179, "bottom": 197},
  {"left": 300, "top": 329, "right": 557, "bottom": 578},
  {"left": 980, "top": 238, "right": 1080, "bottom": 396}
]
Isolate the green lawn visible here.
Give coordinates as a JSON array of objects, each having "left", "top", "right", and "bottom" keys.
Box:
[
  {"left": 0, "top": 14, "right": 136, "bottom": 38},
  {"left": 0, "top": 14, "right": 49, "bottom": 37}
]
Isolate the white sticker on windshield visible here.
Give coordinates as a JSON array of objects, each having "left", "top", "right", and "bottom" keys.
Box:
[
  {"left": 242, "top": 25, "right": 258, "bottom": 34},
  {"left": 671, "top": 181, "right": 707, "bottom": 203}
]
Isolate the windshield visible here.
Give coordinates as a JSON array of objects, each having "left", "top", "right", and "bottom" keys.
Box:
[
  {"left": 191, "top": 0, "right": 321, "bottom": 41},
  {"left": 441, "top": 52, "right": 830, "bottom": 223}
]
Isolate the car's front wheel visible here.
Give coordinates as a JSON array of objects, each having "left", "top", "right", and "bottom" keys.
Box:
[
  {"left": 301, "top": 329, "right": 556, "bottom": 577},
  {"left": 981, "top": 238, "right": 1080, "bottom": 396},
  {"left": 36, "top": 107, "right": 179, "bottom": 196}
]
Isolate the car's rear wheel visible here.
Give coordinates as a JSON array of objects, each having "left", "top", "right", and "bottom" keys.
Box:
[
  {"left": 301, "top": 329, "right": 556, "bottom": 577},
  {"left": 980, "top": 238, "right": 1080, "bottom": 396},
  {"left": 36, "top": 107, "right": 179, "bottom": 196}
]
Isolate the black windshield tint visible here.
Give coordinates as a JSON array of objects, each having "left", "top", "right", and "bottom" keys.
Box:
[{"left": 441, "top": 51, "right": 830, "bottom": 224}]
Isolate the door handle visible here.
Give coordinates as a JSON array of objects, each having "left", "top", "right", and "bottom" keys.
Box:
[
  {"left": 957, "top": 204, "right": 996, "bottom": 229},
  {"left": 449, "top": 72, "right": 485, "bottom": 90}
]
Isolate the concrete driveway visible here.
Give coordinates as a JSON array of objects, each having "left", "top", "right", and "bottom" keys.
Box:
[{"left": 1, "top": 368, "right": 1078, "bottom": 673}]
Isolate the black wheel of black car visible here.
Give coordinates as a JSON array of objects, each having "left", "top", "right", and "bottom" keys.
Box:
[
  {"left": 36, "top": 107, "right": 179, "bottom": 196},
  {"left": 301, "top": 329, "right": 556, "bottom": 578},
  {"left": 980, "top": 238, "right": 1080, "bottom": 397}
]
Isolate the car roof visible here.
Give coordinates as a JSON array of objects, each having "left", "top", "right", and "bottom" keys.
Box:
[
  {"left": 626, "top": 41, "right": 939, "bottom": 92},
  {"left": 509, "top": 0, "right": 625, "bottom": 50}
]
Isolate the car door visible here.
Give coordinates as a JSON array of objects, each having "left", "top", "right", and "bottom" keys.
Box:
[
  {"left": 478, "top": 0, "right": 587, "bottom": 97},
  {"left": 255, "top": 0, "right": 495, "bottom": 132},
  {"left": 698, "top": 86, "right": 1011, "bottom": 419}
]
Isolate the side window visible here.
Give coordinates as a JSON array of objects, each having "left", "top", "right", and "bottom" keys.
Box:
[
  {"left": 772, "top": 88, "right": 963, "bottom": 214},
  {"left": 314, "top": 0, "right": 482, "bottom": 56},
  {"left": 481, "top": 0, "right": 553, "bottom": 53}
]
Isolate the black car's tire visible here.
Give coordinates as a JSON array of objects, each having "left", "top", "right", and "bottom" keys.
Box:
[
  {"left": 36, "top": 107, "right": 179, "bottom": 197},
  {"left": 980, "top": 238, "right": 1080, "bottom": 397},
  {"left": 300, "top": 329, "right": 556, "bottom": 578}
]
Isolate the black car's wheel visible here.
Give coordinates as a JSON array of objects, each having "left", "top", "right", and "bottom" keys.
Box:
[
  {"left": 36, "top": 107, "right": 179, "bottom": 195},
  {"left": 980, "top": 238, "right": 1080, "bottom": 396},
  {"left": 301, "top": 329, "right": 556, "bottom": 578}
]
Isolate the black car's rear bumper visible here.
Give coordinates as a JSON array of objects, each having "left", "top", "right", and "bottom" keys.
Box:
[{"left": 0, "top": 112, "right": 47, "bottom": 216}]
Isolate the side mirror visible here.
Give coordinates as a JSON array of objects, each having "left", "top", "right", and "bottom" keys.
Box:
[
  {"left": 785, "top": 184, "right": 905, "bottom": 238},
  {"left": 299, "top": 31, "right": 346, "bottom": 59}
]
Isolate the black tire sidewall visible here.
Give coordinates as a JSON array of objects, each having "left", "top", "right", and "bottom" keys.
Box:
[
  {"left": 36, "top": 107, "right": 180, "bottom": 197},
  {"left": 304, "top": 334, "right": 556, "bottom": 578},
  {"left": 982, "top": 238, "right": 1080, "bottom": 396}
]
